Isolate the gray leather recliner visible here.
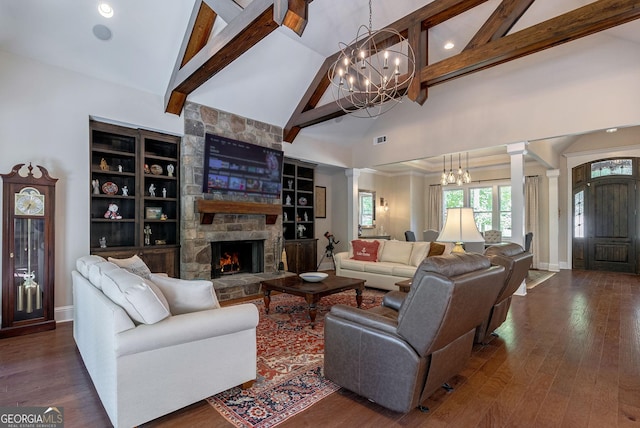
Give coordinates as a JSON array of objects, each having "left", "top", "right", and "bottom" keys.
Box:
[
  {"left": 475, "top": 243, "right": 533, "bottom": 344},
  {"left": 324, "top": 253, "right": 506, "bottom": 413}
]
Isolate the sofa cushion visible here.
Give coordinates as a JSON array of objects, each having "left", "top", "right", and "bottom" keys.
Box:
[
  {"left": 392, "top": 265, "right": 417, "bottom": 278},
  {"left": 102, "top": 268, "right": 170, "bottom": 324},
  {"left": 339, "top": 258, "right": 366, "bottom": 272},
  {"left": 108, "top": 254, "right": 152, "bottom": 279},
  {"left": 351, "top": 240, "right": 380, "bottom": 262},
  {"left": 364, "top": 262, "right": 395, "bottom": 275},
  {"left": 409, "top": 242, "right": 430, "bottom": 266},
  {"left": 88, "top": 261, "right": 120, "bottom": 290},
  {"left": 380, "top": 240, "right": 413, "bottom": 264},
  {"left": 76, "top": 255, "right": 106, "bottom": 278},
  {"left": 427, "top": 242, "right": 446, "bottom": 257},
  {"left": 149, "top": 274, "right": 220, "bottom": 315}
]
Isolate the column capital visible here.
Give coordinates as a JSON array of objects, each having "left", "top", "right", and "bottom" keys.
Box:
[
  {"left": 546, "top": 169, "right": 560, "bottom": 178},
  {"left": 506, "top": 141, "right": 528, "bottom": 155}
]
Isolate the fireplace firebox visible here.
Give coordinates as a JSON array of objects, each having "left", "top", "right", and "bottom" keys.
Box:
[{"left": 211, "top": 240, "right": 264, "bottom": 279}]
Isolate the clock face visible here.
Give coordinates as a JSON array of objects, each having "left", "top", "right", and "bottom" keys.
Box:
[{"left": 15, "top": 187, "right": 45, "bottom": 216}]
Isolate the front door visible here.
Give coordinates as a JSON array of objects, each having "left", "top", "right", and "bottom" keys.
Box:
[{"left": 587, "top": 178, "right": 637, "bottom": 273}]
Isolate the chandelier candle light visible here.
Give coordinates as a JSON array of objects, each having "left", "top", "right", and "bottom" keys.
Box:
[{"left": 328, "top": 0, "right": 415, "bottom": 118}]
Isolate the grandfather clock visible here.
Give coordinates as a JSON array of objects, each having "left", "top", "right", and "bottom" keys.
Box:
[{"left": 1, "top": 163, "right": 58, "bottom": 338}]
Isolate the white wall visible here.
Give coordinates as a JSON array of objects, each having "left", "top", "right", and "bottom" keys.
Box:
[{"left": 0, "top": 52, "right": 182, "bottom": 318}]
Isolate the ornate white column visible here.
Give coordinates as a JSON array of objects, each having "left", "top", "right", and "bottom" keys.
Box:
[
  {"left": 507, "top": 142, "right": 527, "bottom": 296},
  {"left": 546, "top": 169, "right": 560, "bottom": 272},
  {"left": 345, "top": 169, "right": 361, "bottom": 241}
]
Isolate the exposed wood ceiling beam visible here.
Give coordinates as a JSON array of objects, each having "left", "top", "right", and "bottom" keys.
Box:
[
  {"left": 464, "top": 0, "right": 535, "bottom": 50},
  {"left": 422, "top": 0, "right": 640, "bottom": 85},
  {"left": 284, "top": 0, "right": 640, "bottom": 143},
  {"left": 181, "top": 2, "right": 217, "bottom": 68},
  {"left": 165, "top": 0, "right": 310, "bottom": 116}
]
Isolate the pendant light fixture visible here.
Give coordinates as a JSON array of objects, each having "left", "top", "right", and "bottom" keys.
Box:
[{"left": 440, "top": 152, "right": 472, "bottom": 186}]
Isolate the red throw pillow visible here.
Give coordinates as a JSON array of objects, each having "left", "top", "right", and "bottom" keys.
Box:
[{"left": 351, "top": 240, "right": 380, "bottom": 262}]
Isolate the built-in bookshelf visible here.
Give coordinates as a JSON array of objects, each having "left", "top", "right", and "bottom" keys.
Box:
[
  {"left": 282, "top": 158, "right": 317, "bottom": 273},
  {"left": 89, "top": 120, "right": 181, "bottom": 277}
]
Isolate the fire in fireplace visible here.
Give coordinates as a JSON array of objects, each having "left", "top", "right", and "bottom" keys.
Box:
[
  {"left": 219, "top": 252, "right": 241, "bottom": 274},
  {"left": 211, "top": 240, "right": 264, "bottom": 279}
]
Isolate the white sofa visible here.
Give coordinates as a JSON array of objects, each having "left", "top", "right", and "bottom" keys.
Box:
[
  {"left": 334, "top": 239, "right": 453, "bottom": 291},
  {"left": 72, "top": 255, "right": 259, "bottom": 428}
]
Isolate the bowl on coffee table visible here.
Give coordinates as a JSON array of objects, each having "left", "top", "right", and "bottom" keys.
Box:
[{"left": 299, "top": 272, "right": 328, "bottom": 282}]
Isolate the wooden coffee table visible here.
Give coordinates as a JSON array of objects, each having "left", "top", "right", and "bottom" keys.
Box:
[{"left": 260, "top": 274, "right": 365, "bottom": 328}]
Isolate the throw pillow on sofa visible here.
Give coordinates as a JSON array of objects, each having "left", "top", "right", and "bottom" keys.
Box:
[
  {"left": 76, "top": 255, "right": 106, "bottom": 278},
  {"left": 351, "top": 239, "right": 380, "bottom": 262},
  {"left": 149, "top": 274, "right": 220, "bottom": 315},
  {"left": 428, "top": 242, "right": 447, "bottom": 257},
  {"left": 88, "top": 261, "right": 121, "bottom": 290},
  {"left": 108, "top": 254, "right": 152, "bottom": 279},
  {"left": 102, "top": 268, "right": 171, "bottom": 324}
]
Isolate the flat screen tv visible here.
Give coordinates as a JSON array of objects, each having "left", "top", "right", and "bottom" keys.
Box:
[{"left": 202, "top": 133, "right": 283, "bottom": 199}]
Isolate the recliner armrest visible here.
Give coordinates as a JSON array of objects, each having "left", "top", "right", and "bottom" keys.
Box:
[
  {"left": 328, "top": 304, "right": 398, "bottom": 335},
  {"left": 382, "top": 291, "right": 406, "bottom": 311}
]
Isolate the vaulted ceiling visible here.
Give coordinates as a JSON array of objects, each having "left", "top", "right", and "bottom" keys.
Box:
[{"left": 1, "top": 0, "right": 639, "bottom": 171}]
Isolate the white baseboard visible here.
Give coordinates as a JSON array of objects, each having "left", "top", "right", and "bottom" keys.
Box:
[{"left": 55, "top": 305, "right": 74, "bottom": 323}]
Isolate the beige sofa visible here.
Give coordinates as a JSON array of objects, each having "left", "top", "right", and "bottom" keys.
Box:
[
  {"left": 72, "top": 255, "right": 259, "bottom": 427},
  {"left": 334, "top": 239, "right": 453, "bottom": 291}
]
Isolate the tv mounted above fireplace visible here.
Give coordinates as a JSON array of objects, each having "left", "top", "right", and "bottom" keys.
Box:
[{"left": 202, "top": 133, "right": 283, "bottom": 199}]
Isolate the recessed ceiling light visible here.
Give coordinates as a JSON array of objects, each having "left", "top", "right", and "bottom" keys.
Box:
[
  {"left": 605, "top": 128, "right": 618, "bottom": 133},
  {"left": 444, "top": 41, "right": 455, "bottom": 50},
  {"left": 98, "top": 2, "right": 114, "bottom": 18},
  {"left": 93, "top": 24, "right": 112, "bottom": 41}
]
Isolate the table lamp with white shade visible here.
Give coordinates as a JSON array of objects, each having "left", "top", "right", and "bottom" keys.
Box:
[{"left": 437, "top": 207, "right": 485, "bottom": 253}]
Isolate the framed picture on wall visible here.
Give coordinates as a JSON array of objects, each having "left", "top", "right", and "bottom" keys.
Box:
[{"left": 315, "top": 186, "right": 326, "bottom": 218}]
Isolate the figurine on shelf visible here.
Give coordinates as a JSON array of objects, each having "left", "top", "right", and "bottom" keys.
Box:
[
  {"left": 92, "top": 179, "right": 100, "bottom": 194},
  {"left": 304, "top": 212, "right": 309, "bottom": 222},
  {"left": 285, "top": 195, "right": 292, "bottom": 205},
  {"left": 162, "top": 187, "right": 167, "bottom": 198},
  {"left": 288, "top": 179, "right": 293, "bottom": 190},
  {"left": 121, "top": 185, "right": 128, "bottom": 196},
  {"left": 118, "top": 164, "right": 123, "bottom": 172},
  {"left": 160, "top": 213, "right": 168, "bottom": 220},
  {"left": 149, "top": 183, "right": 156, "bottom": 197},
  {"left": 104, "top": 203, "right": 122, "bottom": 220},
  {"left": 100, "top": 158, "right": 109, "bottom": 171},
  {"left": 144, "top": 164, "right": 151, "bottom": 174},
  {"left": 283, "top": 211, "right": 288, "bottom": 222},
  {"left": 297, "top": 224, "right": 306, "bottom": 238},
  {"left": 167, "top": 164, "right": 175, "bottom": 177},
  {"left": 99, "top": 237, "right": 107, "bottom": 248},
  {"left": 144, "top": 225, "right": 152, "bottom": 246}
]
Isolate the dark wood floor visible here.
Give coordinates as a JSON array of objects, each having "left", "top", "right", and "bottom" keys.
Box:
[{"left": 1, "top": 269, "right": 639, "bottom": 427}]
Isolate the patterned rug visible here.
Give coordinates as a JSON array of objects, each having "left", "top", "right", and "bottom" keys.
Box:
[
  {"left": 526, "top": 269, "right": 556, "bottom": 290},
  {"left": 207, "top": 288, "right": 385, "bottom": 428}
]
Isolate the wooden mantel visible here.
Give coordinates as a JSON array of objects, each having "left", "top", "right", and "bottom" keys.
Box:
[{"left": 195, "top": 199, "right": 281, "bottom": 225}]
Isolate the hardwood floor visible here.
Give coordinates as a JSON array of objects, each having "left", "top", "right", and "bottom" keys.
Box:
[{"left": 1, "top": 269, "right": 639, "bottom": 427}]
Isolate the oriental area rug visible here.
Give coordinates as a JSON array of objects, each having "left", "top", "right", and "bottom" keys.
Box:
[{"left": 207, "top": 288, "right": 385, "bottom": 428}]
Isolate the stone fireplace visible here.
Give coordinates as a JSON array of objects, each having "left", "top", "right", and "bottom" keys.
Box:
[{"left": 180, "top": 102, "right": 285, "bottom": 301}]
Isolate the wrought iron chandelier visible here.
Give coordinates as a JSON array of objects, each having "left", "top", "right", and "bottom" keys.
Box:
[
  {"left": 327, "top": 0, "right": 415, "bottom": 118},
  {"left": 441, "top": 153, "right": 471, "bottom": 186}
]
